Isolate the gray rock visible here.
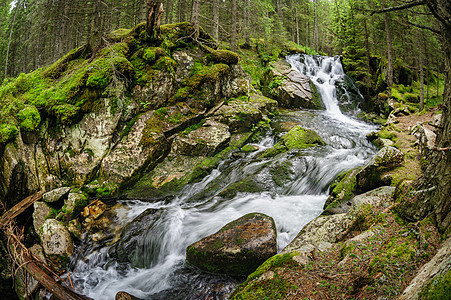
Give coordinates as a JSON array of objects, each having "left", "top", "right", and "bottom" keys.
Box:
[
  {"left": 171, "top": 120, "right": 231, "bottom": 157},
  {"left": 399, "top": 236, "right": 451, "bottom": 300},
  {"left": 264, "top": 60, "right": 324, "bottom": 109},
  {"left": 39, "top": 219, "right": 73, "bottom": 271},
  {"left": 284, "top": 186, "right": 395, "bottom": 254},
  {"left": 33, "top": 201, "right": 53, "bottom": 233},
  {"left": 186, "top": 213, "right": 277, "bottom": 276},
  {"left": 100, "top": 110, "right": 168, "bottom": 184},
  {"left": 42, "top": 187, "right": 70, "bottom": 203}
]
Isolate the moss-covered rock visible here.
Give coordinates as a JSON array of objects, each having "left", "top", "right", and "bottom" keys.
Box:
[
  {"left": 38, "top": 219, "right": 73, "bottom": 271},
  {"left": 186, "top": 213, "right": 277, "bottom": 276},
  {"left": 260, "top": 125, "right": 325, "bottom": 158}
]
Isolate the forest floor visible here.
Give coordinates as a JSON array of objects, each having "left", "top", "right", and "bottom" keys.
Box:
[{"left": 231, "top": 109, "right": 444, "bottom": 299}]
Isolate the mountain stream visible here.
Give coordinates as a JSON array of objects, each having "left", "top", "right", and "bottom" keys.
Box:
[{"left": 70, "top": 54, "right": 378, "bottom": 299}]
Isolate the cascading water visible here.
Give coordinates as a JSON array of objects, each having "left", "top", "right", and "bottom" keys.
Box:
[{"left": 69, "top": 54, "right": 378, "bottom": 299}]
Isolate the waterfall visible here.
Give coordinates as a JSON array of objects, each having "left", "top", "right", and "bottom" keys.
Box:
[{"left": 286, "top": 54, "right": 366, "bottom": 127}]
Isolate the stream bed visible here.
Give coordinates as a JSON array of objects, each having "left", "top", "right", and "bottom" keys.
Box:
[{"left": 69, "top": 54, "right": 379, "bottom": 299}]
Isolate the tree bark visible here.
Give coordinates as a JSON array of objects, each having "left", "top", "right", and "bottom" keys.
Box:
[
  {"left": 146, "top": 1, "right": 164, "bottom": 40},
  {"left": 417, "top": 29, "right": 425, "bottom": 111},
  {"left": 4, "top": 0, "right": 22, "bottom": 79},
  {"left": 230, "top": 0, "right": 237, "bottom": 51},
  {"left": 382, "top": 1, "right": 393, "bottom": 93},
  {"left": 191, "top": 0, "right": 201, "bottom": 39}
]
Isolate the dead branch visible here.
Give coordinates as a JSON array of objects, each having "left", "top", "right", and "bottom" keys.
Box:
[
  {"left": 406, "top": 20, "right": 440, "bottom": 34},
  {"left": 0, "top": 191, "right": 44, "bottom": 228},
  {"left": 370, "top": 1, "right": 426, "bottom": 16}
]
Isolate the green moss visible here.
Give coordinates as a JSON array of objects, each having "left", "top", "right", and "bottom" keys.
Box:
[
  {"left": 17, "top": 105, "right": 41, "bottom": 131},
  {"left": 260, "top": 126, "right": 325, "bottom": 158},
  {"left": 0, "top": 123, "right": 19, "bottom": 144},
  {"left": 153, "top": 56, "right": 177, "bottom": 73},
  {"left": 219, "top": 178, "right": 264, "bottom": 198},
  {"left": 324, "top": 169, "right": 358, "bottom": 210},
  {"left": 185, "top": 63, "right": 230, "bottom": 89},
  {"left": 241, "top": 144, "right": 259, "bottom": 153},
  {"left": 231, "top": 252, "right": 298, "bottom": 299},
  {"left": 107, "top": 28, "right": 132, "bottom": 41},
  {"left": 404, "top": 93, "right": 419, "bottom": 103},
  {"left": 142, "top": 47, "right": 166, "bottom": 63},
  {"left": 205, "top": 46, "right": 240, "bottom": 65},
  {"left": 378, "top": 129, "right": 397, "bottom": 141},
  {"left": 419, "top": 270, "right": 451, "bottom": 300}
]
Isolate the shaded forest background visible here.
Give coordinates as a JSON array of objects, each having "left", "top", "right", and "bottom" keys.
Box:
[{"left": 0, "top": 0, "right": 446, "bottom": 97}]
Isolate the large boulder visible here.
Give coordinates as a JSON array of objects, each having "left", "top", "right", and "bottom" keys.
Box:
[
  {"left": 260, "top": 125, "right": 326, "bottom": 157},
  {"left": 38, "top": 219, "right": 74, "bottom": 271},
  {"left": 263, "top": 60, "right": 323, "bottom": 109},
  {"left": 186, "top": 213, "right": 277, "bottom": 276},
  {"left": 356, "top": 146, "right": 404, "bottom": 192},
  {"left": 284, "top": 186, "right": 395, "bottom": 254}
]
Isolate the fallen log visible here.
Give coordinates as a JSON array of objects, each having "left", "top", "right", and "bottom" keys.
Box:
[
  {"left": 0, "top": 191, "right": 44, "bottom": 228},
  {"left": 8, "top": 231, "right": 91, "bottom": 300},
  {"left": 1, "top": 191, "right": 92, "bottom": 300}
]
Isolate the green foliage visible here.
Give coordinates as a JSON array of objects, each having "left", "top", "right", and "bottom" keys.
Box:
[{"left": 419, "top": 270, "right": 451, "bottom": 300}]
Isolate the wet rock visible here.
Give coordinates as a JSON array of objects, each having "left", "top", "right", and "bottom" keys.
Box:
[
  {"left": 260, "top": 125, "right": 326, "bottom": 157},
  {"left": 116, "top": 291, "right": 142, "bottom": 300},
  {"left": 263, "top": 60, "right": 324, "bottom": 109},
  {"left": 356, "top": 146, "right": 404, "bottom": 193},
  {"left": 42, "top": 187, "right": 70, "bottom": 203},
  {"left": 38, "top": 219, "right": 73, "bottom": 271},
  {"left": 241, "top": 144, "right": 259, "bottom": 153},
  {"left": 14, "top": 244, "right": 45, "bottom": 299},
  {"left": 33, "top": 201, "right": 53, "bottom": 233},
  {"left": 81, "top": 200, "right": 107, "bottom": 220},
  {"left": 171, "top": 120, "right": 231, "bottom": 157},
  {"left": 110, "top": 208, "right": 164, "bottom": 268},
  {"left": 186, "top": 213, "right": 277, "bottom": 276}
]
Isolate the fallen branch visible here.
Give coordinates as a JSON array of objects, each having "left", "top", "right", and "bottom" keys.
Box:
[
  {"left": 432, "top": 146, "right": 450, "bottom": 151},
  {"left": 0, "top": 191, "right": 44, "bottom": 228},
  {"left": 7, "top": 231, "right": 91, "bottom": 300}
]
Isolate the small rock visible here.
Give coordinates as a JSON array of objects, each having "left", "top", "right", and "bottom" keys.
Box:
[
  {"left": 42, "top": 187, "right": 70, "bottom": 203},
  {"left": 116, "top": 291, "right": 142, "bottom": 300},
  {"left": 67, "top": 219, "right": 83, "bottom": 240},
  {"left": 81, "top": 200, "right": 107, "bottom": 219},
  {"left": 241, "top": 144, "right": 259, "bottom": 153},
  {"left": 292, "top": 252, "right": 310, "bottom": 266}
]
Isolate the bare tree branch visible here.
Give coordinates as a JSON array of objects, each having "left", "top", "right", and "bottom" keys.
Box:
[
  {"left": 370, "top": 1, "right": 426, "bottom": 16},
  {"left": 407, "top": 20, "right": 440, "bottom": 34}
]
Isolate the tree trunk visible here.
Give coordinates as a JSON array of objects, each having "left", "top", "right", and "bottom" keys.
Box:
[
  {"left": 230, "top": 0, "right": 237, "bottom": 51},
  {"left": 295, "top": 7, "right": 300, "bottom": 45},
  {"left": 402, "top": 0, "right": 451, "bottom": 233},
  {"left": 191, "top": 0, "right": 200, "bottom": 39},
  {"left": 382, "top": 1, "right": 393, "bottom": 93},
  {"left": 146, "top": 1, "right": 164, "bottom": 40},
  {"left": 417, "top": 29, "right": 425, "bottom": 111},
  {"left": 313, "top": 0, "right": 319, "bottom": 51},
  {"left": 4, "top": 0, "right": 21, "bottom": 79}
]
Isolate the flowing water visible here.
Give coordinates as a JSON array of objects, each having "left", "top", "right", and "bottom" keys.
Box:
[{"left": 69, "top": 54, "right": 378, "bottom": 299}]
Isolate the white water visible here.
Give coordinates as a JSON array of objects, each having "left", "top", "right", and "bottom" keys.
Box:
[{"left": 70, "top": 55, "right": 378, "bottom": 300}]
